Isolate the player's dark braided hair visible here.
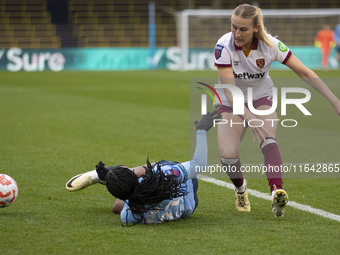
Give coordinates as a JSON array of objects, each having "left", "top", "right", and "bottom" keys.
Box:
[
  {"left": 128, "top": 160, "right": 187, "bottom": 213},
  {"left": 104, "top": 159, "right": 187, "bottom": 214},
  {"left": 105, "top": 165, "right": 138, "bottom": 201}
]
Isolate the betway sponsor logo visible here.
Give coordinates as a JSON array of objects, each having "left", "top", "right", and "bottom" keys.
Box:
[{"left": 233, "top": 71, "right": 265, "bottom": 80}]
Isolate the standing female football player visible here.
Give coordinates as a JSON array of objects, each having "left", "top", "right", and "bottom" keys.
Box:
[{"left": 214, "top": 4, "right": 340, "bottom": 217}]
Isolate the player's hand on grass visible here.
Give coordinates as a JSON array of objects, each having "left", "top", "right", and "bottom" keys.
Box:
[
  {"left": 195, "top": 110, "right": 222, "bottom": 131},
  {"left": 96, "top": 161, "right": 109, "bottom": 181}
]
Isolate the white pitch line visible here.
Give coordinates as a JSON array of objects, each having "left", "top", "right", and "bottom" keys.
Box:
[{"left": 198, "top": 174, "right": 340, "bottom": 223}]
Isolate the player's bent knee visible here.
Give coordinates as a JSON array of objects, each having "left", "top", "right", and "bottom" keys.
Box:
[
  {"left": 218, "top": 141, "right": 240, "bottom": 158},
  {"left": 219, "top": 149, "right": 240, "bottom": 159}
]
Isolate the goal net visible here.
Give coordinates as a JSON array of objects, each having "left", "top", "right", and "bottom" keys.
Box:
[{"left": 176, "top": 9, "right": 340, "bottom": 70}]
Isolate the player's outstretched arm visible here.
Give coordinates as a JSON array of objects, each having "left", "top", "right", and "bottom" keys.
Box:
[
  {"left": 194, "top": 110, "right": 222, "bottom": 132},
  {"left": 286, "top": 54, "right": 340, "bottom": 116},
  {"left": 187, "top": 111, "right": 221, "bottom": 179}
]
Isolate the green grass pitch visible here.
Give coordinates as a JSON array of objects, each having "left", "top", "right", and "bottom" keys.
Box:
[{"left": 0, "top": 70, "right": 339, "bottom": 255}]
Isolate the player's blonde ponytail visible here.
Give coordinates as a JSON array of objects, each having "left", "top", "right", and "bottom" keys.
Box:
[{"left": 233, "top": 4, "right": 273, "bottom": 48}]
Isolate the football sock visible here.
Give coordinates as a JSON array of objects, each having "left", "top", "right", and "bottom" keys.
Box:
[
  {"left": 235, "top": 179, "right": 246, "bottom": 193},
  {"left": 261, "top": 138, "right": 283, "bottom": 192},
  {"left": 220, "top": 157, "right": 244, "bottom": 189},
  {"left": 90, "top": 170, "right": 100, "bottom": 183}
]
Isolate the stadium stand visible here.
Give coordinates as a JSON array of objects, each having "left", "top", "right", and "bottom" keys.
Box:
[
  {"left": 68, "top": 0, "right": 340, "bottom": 48},
  {"left": 0, "top": 0, "right": 340, "bottom": 48},
  {"left": 69, "top": 0, "right": 177, "bottom": 47},
  {"left": 0, "top": 0, "right": 61, "bottom": 48}
]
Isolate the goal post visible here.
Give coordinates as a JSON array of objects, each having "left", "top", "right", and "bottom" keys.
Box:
[{"left": 177, "top": 8, "right": 340, "bottom": 70}]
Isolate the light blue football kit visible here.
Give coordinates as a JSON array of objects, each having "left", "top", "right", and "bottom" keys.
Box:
[{"left": 120, "top": 130, "right": 207, "bottom": 224}]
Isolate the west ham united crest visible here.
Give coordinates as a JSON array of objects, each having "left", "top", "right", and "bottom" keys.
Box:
[
  {"left": 256, "top": 58, "right": 265, "bottom": 69},
  {"left": 214, "top": 44, "right": 224, "bottom": 60}
]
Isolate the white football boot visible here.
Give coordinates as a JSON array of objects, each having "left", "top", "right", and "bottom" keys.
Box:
[
  {"left": 66, "top": 170, "right": 102, "bottom": 192},
  {"left": 271, "top": 185, "right": 289, "bottom": 217}
]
